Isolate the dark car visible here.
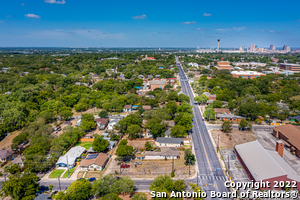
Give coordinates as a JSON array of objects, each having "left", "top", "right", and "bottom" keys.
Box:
[
  {"left": 39, "top": 185, "right": 49, "bottom": 191},
  {"left": 89, "top": 177, "right": 96, "bottom": 182}
]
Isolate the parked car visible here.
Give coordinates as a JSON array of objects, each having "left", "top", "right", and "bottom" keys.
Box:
[
  {"left": 121, "top": 164, "right": 130, "bottom": 168},
  {"left": 39, "top": 185, "right": 49, "bottom": 191},
  {"left": 89, "top": 177, "right": 96, "bottom": 182},
  {"left": 134, "top": 161, "right": 142, "bottom": 165}
]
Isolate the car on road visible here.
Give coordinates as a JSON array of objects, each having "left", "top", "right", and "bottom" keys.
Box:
[
  {"left": 39, "top": 185, "right": 49, "bottom": 191},
  {"left": 88, "top": 177, "right": 96, "bottom": 182},
  {"left": 121, "top": 164, "right": 130, "bottom": 168},
  {"left": 134, "top": 161, "right": 142, "bottom": 165}
]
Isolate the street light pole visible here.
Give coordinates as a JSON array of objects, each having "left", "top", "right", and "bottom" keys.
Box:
[
  {"left": 217, "top": 133, "right": 220, "bottom": 153},
  {"left": 57, "top": 175, "right": 61, "bottom": 191}
]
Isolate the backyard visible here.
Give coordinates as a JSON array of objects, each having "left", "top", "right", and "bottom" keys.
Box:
[{"left": 76, "top": 141, "right": 93, "bottom": 150}]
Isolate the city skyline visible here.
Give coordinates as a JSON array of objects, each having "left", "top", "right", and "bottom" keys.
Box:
[{"left": 0, "top": 0, "right": 299, "bottom": 47}]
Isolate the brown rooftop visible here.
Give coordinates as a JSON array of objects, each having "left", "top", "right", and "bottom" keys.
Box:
[
  {"left": 124, "top": 105, "right": 132, "bottom": 109},
  {"left": 214, "top": 108, "right": 231, "bottom": 114},
  {"left": 273, "top": 125, "right": 300, "bottom": 150},
  {"left": 142, "top": 105, "right": 151, "bottom": 110},
  {"left": 80, "top": 153, "right": 108, "bottom": 167},
  {"left": 94, "top": 118, "right": 109, "bottom": 124}
]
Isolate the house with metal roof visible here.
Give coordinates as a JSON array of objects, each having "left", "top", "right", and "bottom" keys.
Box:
[
  {"left": 155, "top": 137, "right": 184, "bottom": 147},
  {"left": 235, "top": 140, "right": 300, "bottom": 190},
  {"left": 56, "top": 146, "right": 86, "bottom": 168},
  {"left": 145, "top": 147, "right": 180, "bottom": 160}
]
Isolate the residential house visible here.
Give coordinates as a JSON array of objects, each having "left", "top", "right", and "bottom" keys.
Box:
[
  {"left": 168, "top": 78, "right": 176, "bottom": 86},
  {"left": 144, "top": 147, "right": 180, "bottom": 160},
  {"left": 187, "top": 62, "right": 199, "bottom": 68},
  {"left": 145, "top": 94, "right": 155, "bottom": 99},
  {"left": 142, "top": 105, "right": 151, "bottom": 110},
  {"left": 155, "top": 137, "right": 184, "bottom": 147},
  {"left": 0, "top": 150, "right": 14, "bottom": 162},
  {"left": 216, "top": 114, "right": 243, "bottom": 122},
  {"left": 119, "top": 74, "right": 125, "bottom": 80},
  {"left": 80, "top": 153, "right": 109, "bottom": 171},
  {"left": 123, "top": 105, "right": 132, "bottom": 112},
  {"left": 107, "top": 115, "right": 124, "bottom": 130},
  {"left": 149, "top": 80, "right": 167, "bottom": 90},
  {"left": 138, "top": 75, "right": 144, "bottom": 79},
  {"left": 203, "top": 92, "right": 216, "bottom": 100},
  {"left": 164, "top": 130, "right": 172, "bottom": 138},
  {"left": 94, "top": 118, "right": 109, "bottom": 130},
  {"left": 75, "top": 119, "right": 82, "bottom": 127},
  {"left": 290, "top": 115, "right": 300, "bottom": 122},
  {"left": 11, "top": 157, "right": 24, "bottom": 167},
  {"left": 56, "top": 146, "right": 86, "bottom": 168},
  {"left": 108, "top": 141, "right": 116, "bottom": 149},
  {"left": 132, "top": 105, "right": 139, "bottom": 110}
]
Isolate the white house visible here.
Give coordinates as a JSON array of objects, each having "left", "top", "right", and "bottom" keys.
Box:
[
  {"left": 187, "top": 62, "right": 199, "bottom": 68},
  {"left": 155, "top": 137, "right": 184, "bottom": 147},
  {"left": 144, "top": 147, "right": 180, "bottom": 160},
  {"left": 56, "top": 146, "right": 86, "bottom": 168}
]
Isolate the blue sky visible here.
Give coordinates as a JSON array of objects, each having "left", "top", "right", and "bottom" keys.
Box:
[{"left": 0, "top": 0, "right": 299, "bottom": 48}]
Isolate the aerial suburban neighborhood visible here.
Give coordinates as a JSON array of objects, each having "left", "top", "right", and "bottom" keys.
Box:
[{"left": 0, "top": 0, "right": 300, "bottom": 199}]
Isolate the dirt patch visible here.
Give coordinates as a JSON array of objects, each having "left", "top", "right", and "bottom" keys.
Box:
[
  {"left": 85, "top": 171, "right": 104, "bottom": 179},
  {"left": 211, "top": 129, "right": 256, "bottom": 149},
  {"left": 127, "top": 140, "right": 155, "bottom": 149},
  {"left": 77, "top": 171, "right": 84, "bottom": 178},
  {"left": 108, "top": 151, "right": 195, "bottom": 178},
  {"left": 0, "top": 130, "right": 21, "bottom": 150},
  {"left": 118, "top": 193, "right": 151, "bottom": 200}
]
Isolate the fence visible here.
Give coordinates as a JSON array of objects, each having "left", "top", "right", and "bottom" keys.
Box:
[{"left": 80, "top": 138, "right": 94, "bottom": 142}]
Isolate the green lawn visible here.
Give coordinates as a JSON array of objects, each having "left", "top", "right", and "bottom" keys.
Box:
[
  {"left": 76, "top": 141, "right": 93, "bottom": 150},
  {"left": 62, "top": 167, "right": 76, "bottom": 178},
  {"left": 49, "top": 169, "right": 65, "bottom": 179}
]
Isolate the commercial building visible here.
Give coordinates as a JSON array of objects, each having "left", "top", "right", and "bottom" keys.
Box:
[
  {"left": 231, "top": 71, "right": 266, "bottom": 79},
  {"left": 250, "top": 44, "right": 256, "bottom": 52},
  {"left": 217, "top": 61, "right": 232, "bottom": 70},
  {"left": 279, "top": 63, "right": 300, "bottom": 72},
  {"left": 273, "top": 125, "right": 300, "bottom": 157},
  {"left": 235, "top": 140, "right": 300, "bottom": 190}
]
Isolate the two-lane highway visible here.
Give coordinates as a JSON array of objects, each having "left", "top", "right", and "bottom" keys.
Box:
[{"left": 176, "top": 57, "right": 231, "bottom": 198}]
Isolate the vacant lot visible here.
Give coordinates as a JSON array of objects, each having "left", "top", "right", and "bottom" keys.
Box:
[
  {"left": 49, "top": 169, "right": 65, "bottom": 179},
  {"left": 211, "top": 129, "right": 256, "bottom": 149},
  {"left": 76, "top": 141, "right": 93, "bottom": 150},
  {"left": 0, "top": 130, "right": 21, "bottom": 150},
  {"left": 107, "top": 151, "right": 195, "bottom": 178},
  {"left": 127, "top": 140, "right": 155, "bottom": 149}
]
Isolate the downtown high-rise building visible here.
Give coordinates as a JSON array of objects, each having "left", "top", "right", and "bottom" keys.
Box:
[
  {"left": 283, "top": 45, "right": 287, "bottom": 50},
  {"left": 250, "top": 44, "right": 256, "bottom": 52},
  {"left": 270, "top": 44, "right": 274, "bottom": 51}
]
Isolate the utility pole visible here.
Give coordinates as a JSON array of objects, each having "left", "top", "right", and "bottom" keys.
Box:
[
  {"left": 4, "top": 174, "right": 6, "bottom": 182},
  {"left": 57, "top": 175, "right": 61, "bottom": 191},
  {"left": 227, "top": 155, "right": 230, "bottom": 173},
  {"left": 197, "top": 172, "right": 198, "bottom": 187},
  {"left": 172, "top": 156, "right": 174, "bottom": 172},
  {"left": 217, "top": 133, "right": 220, "bottom": 153},
  {"left": 67, "top": 156, "right": 69, "bottom": 177},
  {"left": 188, "top": 159, "right": 190, "bottom": 176}
]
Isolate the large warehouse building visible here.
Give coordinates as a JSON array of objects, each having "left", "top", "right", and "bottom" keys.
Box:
[{"left": 235, "top": 140, "right": 300, "bottom": 190}]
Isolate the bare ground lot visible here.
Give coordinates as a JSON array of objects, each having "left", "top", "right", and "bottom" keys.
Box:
[
  {"left": 211, "top": 129, "right": 256, "bottom": 149},
  {"left": 127, "top": 140, "right": 155, "bottom": 149},
  {"left": 106, "top": 151, "right": 195, "bottom": 178},
  {"left": 0, "top": 130, "right": 21, "bottom": 150}
]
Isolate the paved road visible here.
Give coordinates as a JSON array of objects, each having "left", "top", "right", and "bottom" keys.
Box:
[{"left": 176, "top": 57, "right": 231, "bottom": 199}]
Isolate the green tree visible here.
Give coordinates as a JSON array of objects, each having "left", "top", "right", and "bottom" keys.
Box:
[
  {"left": 212, "top": 100, "right": 223, "bottom": 108},
  {"left": 194, "top": 94, "right": 209, "bottom": 104},
  {"left": 171, "top": 125, "right": 187, "bottom": 138},
  {"left": 92, "top": 135, "right": 109, "bottom": 152},
  {"left": 127, "top": 124, "right": 142, "bottom": 139},
  {"left": 221, "top": 121, "right": 233, "bottom": 133},
  {"left": 56, "top": 179, "right": 92, "bottom": 200},
  {"left": 0, "top": 171, "right": 39, "bottom": 200},
  {"left": 177, "top": 102, "right": 193, "bottom": 114},
  {"left": 119, "top": 139, "right": 128, "bottom": 146},
  {"left": 81, "top": 113, "right": 95, "bottom": 131},
  {"left": 9, "top": 164, "right": 21, "bottom": 174},
  {"left": 165, "top": 101, "right": 178, "bottom": 119},
  {"left": 203, "top": 107, "right": 216, "bottom": 121},
  {"left": 239, "top": 119, "right": 251, "bottom": 130},
  {"left": 59, "top": 106, "right": 73, "bottom": 121},
  {"left": 184, "top": 149, "right": 196, "bottom": 165},
  {"left": 145, "top": 141, "right": 153, "bottom": 151},
  {"left": 189, "top": 183, "right": 205, "bottom": 200},
  {"left": 174, "top": 113, "right": 193, "bottom": 131},
  {"left": 99, "top": 110, "right": 109, "bottom": 118},
  {"left": 178, "top": 94, "right": 190, "bottom": 103},
  {"left": 74, "top": 102, "right": 89, "bottom": 112},
  {"left": 132, "top": 193, "right": 147, "bottom": 200},
  {"left": 188, "top": 73, "right": 195, "bottom": 78},
  {"left": 102, "top": 193, "right": 122, "bottom": 200}
]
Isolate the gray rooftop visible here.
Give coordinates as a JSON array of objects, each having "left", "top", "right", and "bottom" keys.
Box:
[
  {"left": 156, "top": 137, "right": 183, "bottom": 144},
  {"left": 56, "top": 146, "right": 85, "bottom": 165},
  {"left": 145, "top": 147, "right": 179, "bottom": 157},
  {"left": 235, "top": 140, "right": 300, "bottom": 182},
  {"left": 216, "top": 114, "right": 243, "bottom": 119}
]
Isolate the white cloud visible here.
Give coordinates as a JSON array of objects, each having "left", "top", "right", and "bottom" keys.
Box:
[
  {"left": 25, "top": 14, "right": 40, "bottom": 18},
  {"left": 45, "top": 0, "right": 66, "bottom": 4},
  {"left": 132, "top": 14, "right": 147, "bottom": 19},
  {"left": 182, "top": 21, "right": 196, "bottom": 24},
  {"left": 203, "top": 13, "right": 212, "bottom": 17},
  {"left": 270, "top": 30, "right": 275, "bottom": 32},
  {"left": 197, "top": 28, "right": 202, "bottom": 30},
  {"left": 21, "top": 3, "right": 25, "bottom": 6},
  {"left": 236, "top": 27, "right": 245, "bottom": 31},
  {"left": 216, "top": 28, "right": 230, "bottom": 32}
]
